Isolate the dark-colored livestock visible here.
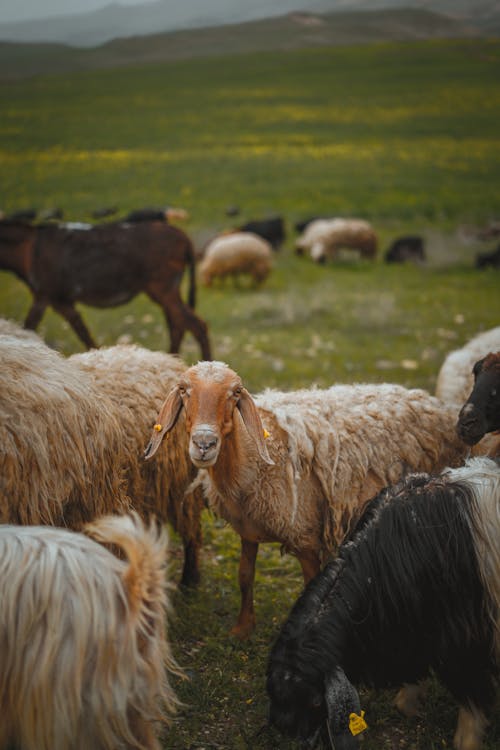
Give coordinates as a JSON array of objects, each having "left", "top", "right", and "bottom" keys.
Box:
[
  {"left": 475, "top": 244, "right": 500, "bottom": 269},
  {"left": 384, "top": 235, "right": 426, "bottom": 264},
  {"left": 124, "top": 207, "right": 168, "bottom": 223},
  {"left": 267, "top": 457, "right": 499, "bottom": 750},
  {"left": 294, "top": 216, "right": 324, "bottom": 234},
  {"left": 237, "top": 216, "right": 285, "bottom": 250},
  {"left": 4, "top": 209, "right": 37, "bottom": 223},
  {"left": 91, "top": 206, "right": 118, "bottom": 219},
  {"left": 457, "top": 352, "right": 500, "bottom": 446},
  {"left": 0, "top": 221, "right": 211, "bottom": 359}
]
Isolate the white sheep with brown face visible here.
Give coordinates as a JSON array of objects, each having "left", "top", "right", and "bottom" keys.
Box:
[{"left": 145, "top": 361, "right": 468, "bottom": 638}]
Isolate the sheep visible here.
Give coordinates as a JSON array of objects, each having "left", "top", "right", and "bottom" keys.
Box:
[
  {"left": 0, "top": 320, "right": 204, "bottom": 585},
  {"left": 295, "top": 218, "right": 377, "bottom": 263},
  {"left": 457, "top": 351, "right": 500, "bottom": 453},
  {"left": 70, "top": 343, "right": 205, "bottom": 586},
  {"left": 435, "top": 325, "right": 500, "bottom": 406},
  {"left": 144, "top": 361, "right": 467, "bottom": 638},
  {"left": 384, "top": 234, "right": 426, "bottom": 264},
  {"left": 266, "top": 456, "right": 500, "bottom": 750},
  {"left": 198, "top": 231, "right": 273, "bottom": 286},
  {"left": 0, "top": 512, "right": 180, "bottom": 750},
  {"left": 435, "top": 326, "right": 500, "bottom": 458},
  {"left": 0, "top": 319, "right": 129, "bottom": 527}
]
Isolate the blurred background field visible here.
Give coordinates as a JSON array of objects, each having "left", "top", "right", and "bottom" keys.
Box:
[{"left": 0, "top": 30, "right": 499, "bottom": 750}]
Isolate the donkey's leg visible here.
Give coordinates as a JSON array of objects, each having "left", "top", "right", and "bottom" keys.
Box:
[
  {"left": 148, "top": 288, "right": 212, "bottom": 360},
  {"left": 52, "top": 301, "right": 97, "bottom": 349},
  {"left": 24, "top": 297, "right": 48, "bottom": 330}
]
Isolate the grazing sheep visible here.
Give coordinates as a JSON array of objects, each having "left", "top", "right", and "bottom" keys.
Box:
[
  {"left": 295, "top": 218, "right": 377, "bottom": 263},
  {"left": 70, "top": 344, "right": 205, "bottom": 586},
  {"left": 266, "top": 456, "right": 500, "bottom": 750},
  {"left": 144, "top": 361, "right": 467, "bottom": 637},
  {"left": 384, "top": 234, "right": 426, "bottom": 264},
  {"left": 475, "top": 244, "right": 500, "bottom": 269},
  {"left": 236, "top": 216, "right": 285, "bottom": 250},
  {"left": 435, "top": 326, "right": 500, "bottom": 406},
  {"left": 457, "top": 351, "right": 500, "bottom": 453},
  {"left": 0, "top": 320, "right": 129, "bottom": 527},
  {"left": 0, "top": 512, "right": 180, "bottom": 750},
  {"left": 198, "top": 232, "right": 273, "bottom": 286}
]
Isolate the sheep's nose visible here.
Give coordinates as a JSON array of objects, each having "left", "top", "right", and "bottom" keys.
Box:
[
  {"left": 191, "top": 430, "right": 219, "bottom": 455},
  {"left": 457, "top": 403, "right": 485, "bottom": 444}
]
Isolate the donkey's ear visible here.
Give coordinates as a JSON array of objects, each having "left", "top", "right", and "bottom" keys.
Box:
[
  {"left": 143, "top": 386, "right": 184, "bottom": 460},
  {"left": 237, "top": 388, "right": 274, "bottom": 465},
  {"left": 324, "top": 667, "right": 365, "bottom": 749}
]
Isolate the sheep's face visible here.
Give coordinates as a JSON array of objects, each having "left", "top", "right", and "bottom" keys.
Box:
[
  {"left": 267, "top": 666, "right": 327, "bottom": 746},
  {"left": 267, "top": 661, "right": 362, "bottom": 749},
  {"left": 457, "top": 354, "right": 500, "bottom": 445},
  {"left": 180, "top": 366, "right": 244, "bottom": 468},
  {"left": 144, "top": 361, "right": 273, "bottom": 466}
]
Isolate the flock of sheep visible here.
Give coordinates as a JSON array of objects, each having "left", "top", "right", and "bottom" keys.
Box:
[{"left": 0, "top": 315, "right": 499, "bottom": 750}]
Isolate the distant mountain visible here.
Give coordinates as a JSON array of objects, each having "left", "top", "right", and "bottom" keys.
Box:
[
  {"left": 0, "top": 7, "right": 488, "bottom": 80},
  {"left": 0, "top": 0, "right": 498, "bottom": 48}
]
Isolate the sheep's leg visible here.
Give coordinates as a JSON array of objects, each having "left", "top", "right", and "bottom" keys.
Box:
[
  {"left": 180, "top": 537, "right": 201, "bottom": 587},
  {"left": 24, "top": 296, "right": 48, "bottom": 330},
  {"left": 51, "top": 300, "right": 97, "bottom": 349},
  {"left": 297, "top": 551, "right": 321, "bottom": 584},
  {"left": 453, "top": 706, "right": 487, "bottom": 750},
  {"left": 230, "top": 538, "right": 258, "bottom": 639}
]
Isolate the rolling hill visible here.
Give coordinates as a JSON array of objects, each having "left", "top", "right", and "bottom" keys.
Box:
[{"left": 0, "top": 7, "right": 486, "bottom": 80}]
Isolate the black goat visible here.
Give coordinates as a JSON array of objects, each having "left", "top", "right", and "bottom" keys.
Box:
[{"left": 267, "top": 457, "right": 500, "bottom": 750}]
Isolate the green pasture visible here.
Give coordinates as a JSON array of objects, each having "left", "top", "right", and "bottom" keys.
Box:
[{"left": 0, "top": 37, "right": 499, "bottom": 750}]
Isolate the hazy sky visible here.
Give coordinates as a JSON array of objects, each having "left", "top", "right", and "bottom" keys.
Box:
[{"left": 0, "top": 0, "right": 157, "bottom": 23}]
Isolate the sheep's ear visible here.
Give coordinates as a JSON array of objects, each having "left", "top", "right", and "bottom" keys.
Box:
[
  {"left": 237, "top": 388, "right": 274, "bottom": 465},
  {"left": 324, "top": 667, "right": 365, "bottom": 749},
  {"left": 143, "top": 386, "right": 184, "bottom": 460},
  {"left": 472, "top": 356, "right": 487, "bottom": 378}
]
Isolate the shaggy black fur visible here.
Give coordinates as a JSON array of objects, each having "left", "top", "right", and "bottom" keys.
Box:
[{"left": 266, "top": 469, "right": 498, "bottom": 748}]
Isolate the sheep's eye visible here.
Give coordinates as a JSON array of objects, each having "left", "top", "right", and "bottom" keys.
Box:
[
  {"left": 234, "top": 387, "right": 242, "bottom": 398},
  {"left": 178, "top": 385, "right": 187, "bottom": 396}
]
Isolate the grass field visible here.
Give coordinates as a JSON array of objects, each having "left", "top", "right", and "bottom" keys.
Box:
[{"left": 0, "top": 36, "right": 499, "bottom": 749}]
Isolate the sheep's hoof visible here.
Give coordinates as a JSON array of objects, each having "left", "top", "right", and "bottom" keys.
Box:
[{"left": 229, "top": 619, "right": 256, "bottom": 640}]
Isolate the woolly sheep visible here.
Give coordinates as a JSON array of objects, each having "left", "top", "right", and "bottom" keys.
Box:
[
  {"left": 0, "top": 512, "right": 180, "bottom": 750},
  {"left": 457, "top": 351, "right": 500, "bottom": 455},
  {"left": 198, "top": 231, "right": 273, "bottom": 286},
  {"left": 144, "top": 361, "right": 467, "bottom": 638},
  {"left": 435, "top": 326, "right": 500, "bottom": 457},
  {"left": 267, "top": 456, "right": 500, "bottom": 750},
  {"left": 0, "top": 320, "right": 129, "bottom": 527},
  {"left": 0, "top": 320, "right": 204, "bottom": 585},
  {"left": 70, "top": 343, "right": 205, "bottom": 586},
  {"left": 435, "top": 325, "right": 500, "bottom": 405},
  {"left": 295, "top": 218, "right": 377, "bottom": 262}
]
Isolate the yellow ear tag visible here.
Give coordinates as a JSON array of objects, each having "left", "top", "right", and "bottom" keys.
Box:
[
  {"left": 349, "top": 711, "right": 367, "bottom": 736},
  {"left": 263, "top": 429, "right": 270, "bottom": 439},
  {"left": 154, "top": 423, "right": 162, "bottom": 432}
]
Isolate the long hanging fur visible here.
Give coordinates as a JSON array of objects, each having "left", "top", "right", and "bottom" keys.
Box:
[
  {"left": 267, "top": 457, "right": 500, "bottom": 750},
  {"left": 0, "top": 512, "right": 181, "bottom": 750}
]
